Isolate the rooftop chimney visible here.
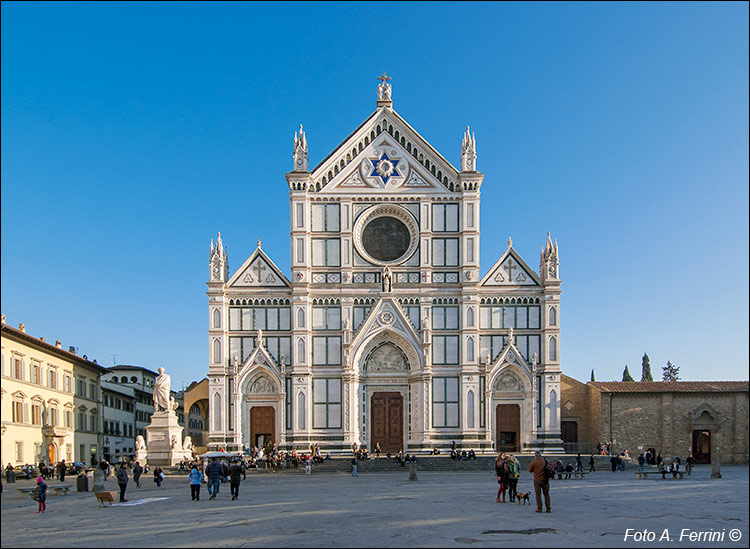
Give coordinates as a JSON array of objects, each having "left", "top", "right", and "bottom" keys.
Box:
[
  {"left": 19, "top": 323, "right": 26, "bottom": 333},
  {"left": 55, "top": 340, "right": 62, "bottom": 348},
  {"left": 68, "top": 346, "right": 76, "bottom": 354},
  {"left": 40, "top": 337, "right": 46, "bottom": 342}
]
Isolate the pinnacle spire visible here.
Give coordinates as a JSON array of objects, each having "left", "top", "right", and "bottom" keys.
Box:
[
  {"left": 293, "top": 124, "right": 309, "bottom": 171},
  {"left": 461, "top": 125, "right": 477, "bottom": 172}
]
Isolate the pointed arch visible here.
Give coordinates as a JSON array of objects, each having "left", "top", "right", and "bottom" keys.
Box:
[
  {"left": 213, "top": 308, "right": 221, "bottom": 328},
  {"left": 297, "top": 338, "right": 305, "bottom": 363},
  {"left": 549, "top": 307, "right": 557, "bottom": 326},
  {"left": 213, "top": 339, "right": 222, "bottom": 364},
  {"left": 297, "top": 392, "right": 306, "bottom": 430},
  {"left": 297, "top": 308, "right": 305, "bottom": 328},
  {"left": 467, "top": 390, "right": 475, "bottom": 428},
  {"left": 467, "top": 336, "right": 475, "bottom": 362},
  {"left": 466, "top": 306, "right": 475, "bottom": 327},
  {"left": 549, "top": 336, "right": 557, "bottom": 361},
  {"left": 212, "top": 393, "right": 222, "bottom": 431},
  {"left": 549, "top": 389, "right": 558, "bottom": 428}
]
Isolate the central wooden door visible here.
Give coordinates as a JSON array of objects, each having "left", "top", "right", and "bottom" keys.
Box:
[
  {"left": 496, "top": 404, "right": 520, "bottom": 452},
  {"left": 250, "top": 406, "right": 275, "bottom": 450},
  {"left": 371, "top": 392, "right": 403, "bottom": 454}
]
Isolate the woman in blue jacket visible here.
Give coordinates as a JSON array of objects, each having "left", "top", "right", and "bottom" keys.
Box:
[{"left": 188, "top": 465, "right": 204, "bottom": 501}]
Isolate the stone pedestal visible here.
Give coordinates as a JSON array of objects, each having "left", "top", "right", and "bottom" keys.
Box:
[
  {"left": 145, "top": 411, "right": 192, "bottom": 466},
  {"left": 710, "top": 446, "right": 721, "bottom": 479},
  {"left": 135, "top": 449, "right": 148, "bottom": 465}
]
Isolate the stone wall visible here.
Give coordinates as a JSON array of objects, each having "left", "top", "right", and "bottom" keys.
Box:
[{"left": 596, "top": 391, "right": 748, "bottom": 464}]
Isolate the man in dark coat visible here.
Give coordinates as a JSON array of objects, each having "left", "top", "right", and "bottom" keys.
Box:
[{"left": 116, "top": 463, "right": 129, "bottom": 502}]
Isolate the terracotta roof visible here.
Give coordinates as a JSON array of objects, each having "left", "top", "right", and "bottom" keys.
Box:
[{"left": 589, "top": 381, "right": 749, "bottom": 393}]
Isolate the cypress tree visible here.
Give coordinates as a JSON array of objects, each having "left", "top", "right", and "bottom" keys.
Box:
[
  {"left": 622, "top": 365, "right": 634, "bottom": 382},
  {"left": 640, "top": 353, "right": 653, "bottom": 382},
  {"left": 590, "top": 369, "right": 595, "bottom": 382}
]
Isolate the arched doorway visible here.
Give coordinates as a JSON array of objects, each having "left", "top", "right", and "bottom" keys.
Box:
[
  {"left": 48, "top": 442, "right": 57, "bottom": 465},
  {"left": 692, "top": 430, "right": 711, "bottom": 464},
  {"left": 250, "top": 406, "right": 275, "bottom": 451},
  {"left": 496, "top": 404, "right": 520, "bottom": 452}
]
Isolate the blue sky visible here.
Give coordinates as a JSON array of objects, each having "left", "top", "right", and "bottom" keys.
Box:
[{"left": 2, "top": 2, "right": 747, "bottom": 389}]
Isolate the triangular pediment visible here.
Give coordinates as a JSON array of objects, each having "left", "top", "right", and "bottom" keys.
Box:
[
  {"left": 350, "top": 297, "right": 421, "bottom": 351},
  {"left": 236, "top": 342, "right": 284, "bottom": 391},
  {"left": 311, "top": 107, "right": 461, "bottom": 194},
  {"left": 481, "top": 247, "right": 540, "bottom": 287},
  {"left": 227, "top": 247, "right": 290, "bottom": 288},
  {"left": 493, "top": 342, "right": 531, "bottom": 373}
]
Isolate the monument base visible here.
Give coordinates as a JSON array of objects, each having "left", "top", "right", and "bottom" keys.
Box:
[{"left": 145, "top": 411, "right": 192, "bottom": 466}]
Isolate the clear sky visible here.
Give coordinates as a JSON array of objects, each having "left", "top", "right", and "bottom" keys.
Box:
[{"left": 2, "top": 2, "right": 748, "bottom": 390}]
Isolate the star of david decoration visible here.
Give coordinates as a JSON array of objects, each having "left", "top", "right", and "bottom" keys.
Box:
[{"left": 370, "top": 153, "right": 400, "bottom": 185}]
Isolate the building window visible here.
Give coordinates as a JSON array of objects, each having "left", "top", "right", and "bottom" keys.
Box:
[
  {"left": 297, "top": 339, "right": 305, "bottom": 363},
  {"left": 48, "top": 369, "right": 58, "bottom": 390},
  {"left": 467, "top": 390, "right": 475, "bottom": 428},
  {"left": 432, "top": 306, "right": 458, "bottom": 330},
  {"left": 31, "top": 363, "right": 42, "bottom": 385},
  {"left": 480, "top": 305, "right": 540, "bottom": 329},
  {"left": 213, "top": 339, "right": 222, "bottom": 363},
  {"left": 401, "top": 305, "right": 421, "bottom": 330},
  {"left": 466, "top": 238, "right": 474, "bottom": 262},
  {"left": 311, "top": 238, "right": 340, "bottom": 267},
  {"left": 265, "top": 337, "right": 291, "bottom": 364},
  {"left": 285, "top": 378, "right": 292, "bottom": 430},
  {"left": 229, "top": 337, "right": 255, "bottom": 364},
  {"left": 312, "top": 306, "right": 341, "bottom": 330},
  {"left": 297, "top": 392, "right": 306, "bottom": 430},
  {"left": 549, "top": 389, "right": 558, "bottom": 428},
  {"left": 76, "top": 378, "right": 86, "bottom": 397},
  {"left": 90, "top": 412, "right": 98, "bottom": 432},
  {"left": 312, "top": 336, "right": 341, "bottom": 366},
  {"left": 78, "top": 411, "right": 87, "bottom": 431},
  {"left": 466, "top": 307, "right": 475, "bottom": 327},
  {"left": 296, "top": 203, "right": 304, "bottom": 228},
  {"left": 467, "top": 337, "right": 475, "bottom": 362},
  {"left": 31, "top": 402, "right": 42, "bottom": 425},
  {"left": 15, "top": 442, "right": 23, "bottom": 463},
  {"left": 311, "top": 203, "right": 340, "bottom": 232},
  {"left": 312, "top": 378, "right": 341, "bottom": 429},
  {"left": 479, "top": 376, "right": 486, "bottom": 428},
  {"left": 63, "top": 375, "right": 72, "bottom": 393},
  {"left": 352, "top": 305, "right": 372, "bottom": 330},
  {"left": 90, "top": 383, "right": 98, "bottom": 401},
  {"left": 49, "top": 407, "right": 58, "bottom": 427},
  {"left": 213, "top": 309, "right": 221, "bottom": 328},
  {"left": 12, "top": 400, "right": 24, "bottom": 423},
  {"left": 229, "top": 307, "right": 291, "bottom": 331},
  {"left": 537, "top": 376, "right": 543, "bottom": 428},
  {"left": 432, "top": 238, "right": 459, "bottom": 266},
  {"left": 65, "top": 410, "right": 73, "bottom": 428},
  {"left": 432, "top": 335, "right": 459, "bottom": 365},
  {"left": 432, "top": 377, "right": 459, "bottom": 428},
  {"left": 431, "top": 204, "right": 459, "bottom": 232},
  {"left": 13, "top": 358, "right": 24, "bottom": 380},
  {"left": 549, "top": 307, "right": 557, "bottom": 326},
  {"left": 549, "top": 337, "right": 557, "bottom": 361},
  {"left": 297, "top": 308, "right": 305, "bottom": 328}
]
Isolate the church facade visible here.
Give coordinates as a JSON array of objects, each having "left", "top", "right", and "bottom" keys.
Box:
[{"left": 206, "top": 76, "right": 563, "bottom": 455}]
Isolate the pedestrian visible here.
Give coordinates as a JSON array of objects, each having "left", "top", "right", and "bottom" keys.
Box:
[
  {"left": 133, "top": 461, "right": 143, "bottom": 488},
  {"left": 528, "top": 450, "right": 551, "bottom": 513},
  {"left": 205, "top": 457, "right": 222, "bottom": 500},
  {"left": 154, "top": 466, "right": 164, "bottom": 488},
  {"left": 495, "top": 453, "right": 509, "bottom": 503},
  {"left": 589, "top": 455, "right": 595, "bottom": 472},
  {"left": 351, "top": 456, "right": 358, "bottom": 477},
  {"left": 188, "top": 464, "right": 204, "bottom": 501},
  {"left": 34, "top": 475, "right": 48, "bottom": 513},
  {"left": 637, "top": 454, "right": 645, "bottom": 472},
  {"left": 375, "top": 442, "right": 381, "bottom": 458},
  {"left": 671, "top": 459, "right": 680, "bottom": 478},
  {"left": 229, "top": 460, "right": 243, "bottom": 500},
  {"left": 116, "top": 462, "right": 129, "bottom": 502},
  {"left": 686, "top": 454, "right": 695, "bottom": 475},
  {"left": 57, "top": 460, "right": 66, "bottom": 482},
  {"left": 305, "top": 456, "right": 312, "bottom": 475},
  {"left": 576, "top": 453, "right": 583, "bottom": 473},
  {"left": 100, "top": 459, "right": 109, "bottom": 480},
  {"left": 610, "top": 455, "right": 617, "bottom": 472},
  {"left": 507, "top": 454, "right": 520, "bottom": 502}
]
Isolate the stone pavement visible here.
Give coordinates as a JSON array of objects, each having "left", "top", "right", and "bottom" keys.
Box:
[{"left": 1, "top": 465, "right": 747, "bottom": 548}]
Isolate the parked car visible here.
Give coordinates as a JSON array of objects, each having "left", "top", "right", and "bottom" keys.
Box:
[{"left": 66, "top": 462, "right": 87, "bottom": 475}]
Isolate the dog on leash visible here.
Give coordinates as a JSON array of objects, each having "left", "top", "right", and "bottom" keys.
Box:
[{"left": 516, "top": 492, "right": 531, "bottom": 505}]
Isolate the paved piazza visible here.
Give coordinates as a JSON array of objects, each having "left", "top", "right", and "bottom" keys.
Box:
[{"left": 1, "top": 465, "right": 748, "bottom": 548}]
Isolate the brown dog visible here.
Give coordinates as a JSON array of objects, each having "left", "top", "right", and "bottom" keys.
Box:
[{"left": 516, "top": 492, "right": 531, "bottom": 505}]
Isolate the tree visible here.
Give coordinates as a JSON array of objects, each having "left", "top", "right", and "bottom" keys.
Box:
[
  {"left": 640, "top": 353, "right": 653, "bottom": 382},
  {"left": 590, "top": 369, "right": 595, "bottom": 382},
  {"left": 662, "top": 361, "right": 680, "bottom": 382},
  {"left": 622, "top": 365, "right": 634, "bottom": 382}
]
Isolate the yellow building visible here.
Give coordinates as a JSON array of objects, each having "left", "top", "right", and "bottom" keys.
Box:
[{"left": 1, "top": 316, "right": 108, "bottom": 468}]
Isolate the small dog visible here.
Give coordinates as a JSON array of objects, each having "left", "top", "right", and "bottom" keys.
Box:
[{"left": 516, "top": 492, "right": 531, "bottom": 505}]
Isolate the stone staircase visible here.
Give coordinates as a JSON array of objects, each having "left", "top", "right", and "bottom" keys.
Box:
[{"left": 244, "top": 454, "right": 629, "bottom": 474}]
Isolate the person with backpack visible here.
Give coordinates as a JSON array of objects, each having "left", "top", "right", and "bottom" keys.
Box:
[
  {"left": 507, "top": 454, "right": 520, "bottom": 502},
  {"left": 528, "top": 450, "right": 552, "bottom": 513}
]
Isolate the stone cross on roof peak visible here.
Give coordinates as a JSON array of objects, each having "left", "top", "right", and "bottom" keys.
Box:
[{"left": 377, "top": 72, "right": 392, "bottom": 104}]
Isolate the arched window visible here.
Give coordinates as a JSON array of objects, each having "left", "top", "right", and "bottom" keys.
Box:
[
  {"left": 213, "top": 309, "right": 221, "bottom": 328},
  {"left": 549, "top": 307, "right": 557, "bottom": 326},
  {"left": 297, "top": 308, "right": 305, "bottom": 328},
  {"left": 549, "top": 337, "right": 557, "bottom": 361},
  {"left": 190, "top": 404, "right": 201, "bottom": 415},
  {"left": 212, "top": 393, "right": 222, "bottom": 431},
  {"left": 467, "top": 390, "right": 475, "bottom": 428},
  {"left": 549, "top": 389, "right": 557, "bottom": 428},
  {"left": 297, "top": 339, "right": 305, "bottom": 362},
  {"left": 467, "top": 337, "right": 475, "bottom": 362},
  {"left": 466, "top": 307, "right": 474, "bottom": 327},
  {"left": 120, "top": 376, "right": 128, "bottom": 383},
  {"left": 297, "top": 392, "right": 305, "bottom": 430},
  {"left": 130, "top": 376, "right": 137, "bottom": 383},
  {"left": 213, "top": 339, "right": 222, "bottom": 364}
]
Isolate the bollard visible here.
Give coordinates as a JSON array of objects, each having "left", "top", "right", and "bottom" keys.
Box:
[
  {"left": 409, "top": 461, "right": 417, "bottom": 481},
  {"left": 710, "top": 446, "right": 721, "bottom": 479},
  {"left": 6, "top": 469, "right": 16, "bottom": 483},
  {"left": 92, "top": 468, "right": 105, "bottom": 492}
]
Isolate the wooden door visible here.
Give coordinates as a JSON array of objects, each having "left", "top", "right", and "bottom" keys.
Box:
[
  {"left": 496, "top": 404, "right": 520, "bottom": 452},
  {"left": 692, "top": 430, "right": 711, "bottom": 464},
  {"left": 371, "top": 392, "right": 403, "bottom": 454},
  {"left": 250, "top": 406, "right": 275, "bottom": 450}
]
